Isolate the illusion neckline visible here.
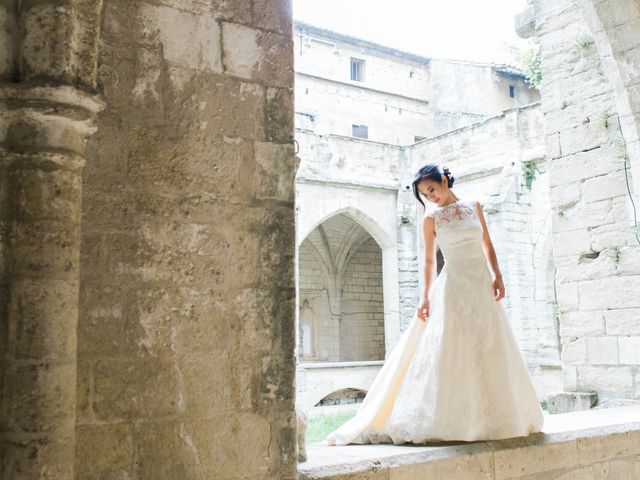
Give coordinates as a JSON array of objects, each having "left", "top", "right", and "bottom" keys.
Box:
[{"left": 437, "top": 198, "right": 463, "bottom": 208}]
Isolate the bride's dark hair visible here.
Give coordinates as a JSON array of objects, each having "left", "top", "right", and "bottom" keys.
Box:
[{"left": 411, "top": 163, "right": 455, "bottom": 211}]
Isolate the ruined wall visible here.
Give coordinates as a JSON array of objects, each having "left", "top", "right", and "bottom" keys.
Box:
[
  {"left": 530, "top": 0, "right": 640, "bottom": 406},
  {"left": 295, "top": 101, "right": 559, "bottom": 396}
]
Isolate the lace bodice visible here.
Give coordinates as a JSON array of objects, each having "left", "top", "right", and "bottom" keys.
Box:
[
  {"left": 425, "top": 198, "right": 480, "bottom": 229},
  {"left": 424, "top": 198, "right": 485, "bottom": 267}
]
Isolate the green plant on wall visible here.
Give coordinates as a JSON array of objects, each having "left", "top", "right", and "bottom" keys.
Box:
[
  {"left": 522, "top": 160, "right": 541, "bottom": 190},
  {"left": 517, "top": 42, "right": 542, "bottom": 89},
  {"left": 611, "top": 246, "right": 621, "bottom": 264},
  {"left": 574, "top": 33, "right": 595, "bottom": 50},
  {"left": 611, "top": 133, "right": 629, "bottom": 167}
]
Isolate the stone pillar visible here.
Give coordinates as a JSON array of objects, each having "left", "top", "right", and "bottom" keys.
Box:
[
  {"left": 0, "top": 0, "right": 105, "bottom": 475},
  {"left": 0, "top": 85, "right": 104, "bottom": 477}
]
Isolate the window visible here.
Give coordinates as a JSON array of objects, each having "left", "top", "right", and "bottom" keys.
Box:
[
  {"left": 352, "top": 124, "right": 368, "bottom": 139},
  {"left": 350, "top": 57, "right": 365, "bottom": 81},
  {"left": 509, "top": 84, "right": 515, "bottom": 98},
  {"left": 414, "top": 135, "right": 427, "bottom": 143}
]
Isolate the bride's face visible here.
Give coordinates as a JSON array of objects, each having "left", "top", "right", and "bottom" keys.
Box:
[{"left": 418, "top": 178, "right": 449, "bottom": 206}]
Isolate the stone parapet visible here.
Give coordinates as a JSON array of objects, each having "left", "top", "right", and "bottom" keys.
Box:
[{"left": 299, "top": 405, "right": 640, "bottom": 479}]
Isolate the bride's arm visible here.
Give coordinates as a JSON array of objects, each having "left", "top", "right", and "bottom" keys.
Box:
[
  {"left": 474, "top": 200, "right": 503, "bottom": 281},
  {"left": 422, "top": 215, "right": 437, "bottom": 298}
]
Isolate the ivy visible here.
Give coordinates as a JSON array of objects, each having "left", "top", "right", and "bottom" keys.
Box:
[
  {"left": 517, "top": 42, "right": 542, "bottom": 89},
  {"left": 522, "top": 160, "right": 541, "bottom": 190}
]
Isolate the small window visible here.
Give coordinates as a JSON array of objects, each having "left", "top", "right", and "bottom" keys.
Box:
[
  {"left": 414, "top": 135, "right": 427, "bottom": 143},
  {"left": 350, "top": 57, "right": 365, "bottom": 82},
  {"left": 509, "top": 84, "right": 515, "bottom": 98},
  {"left": 352, "top": 124, "right": 368, "bottom": 139}
]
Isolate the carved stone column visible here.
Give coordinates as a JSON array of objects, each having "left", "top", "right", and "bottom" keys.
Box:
[{"left": 0, "top": 85, "right": 104, "bottom": 477}]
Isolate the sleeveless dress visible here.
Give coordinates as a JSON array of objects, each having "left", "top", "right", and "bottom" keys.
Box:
[{"left": 325, "top": 198, "right": 544, "bottom": 445}]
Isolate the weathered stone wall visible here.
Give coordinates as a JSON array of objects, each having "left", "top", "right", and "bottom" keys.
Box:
[
  {"left": 1, "top": 0, "right": 298, "bottom": 479},
  {"left": 73, "top": 1, "right": 298, "bottom": 479},
  {"left": 529, "top": 0, "right": 640, "bottom": 406}
]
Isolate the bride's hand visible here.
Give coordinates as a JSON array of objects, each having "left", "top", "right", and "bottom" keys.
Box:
[
  {"left": 417, "top": 297, "right": 430, "bottom": 322},
  {"left": 492, "top": 275, "right": 505, "bottom": 301}
]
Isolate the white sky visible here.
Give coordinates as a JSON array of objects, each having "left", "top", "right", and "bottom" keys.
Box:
[{"left": 292, "top": 0, "right": 531, "bottom": 65}]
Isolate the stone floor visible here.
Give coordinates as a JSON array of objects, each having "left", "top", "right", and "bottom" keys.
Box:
[{"left": 298, "top": 405, "right": 640, "bottom": 479}]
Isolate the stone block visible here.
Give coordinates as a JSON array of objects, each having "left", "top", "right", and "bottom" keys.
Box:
[
  {"left": 561, "top": 336, "right": 587, "bottom": 364},
  {"left": 222, "top": 21, "right": 293, "bottom": 88},
  {"left": 253, "top": 0, "right": 292, "bottom": 34},
  {"left": 559, "top": 122, "right": 608, "bottom": 158},
  {"left": 618, "top": 336, "right": 640, "bottom": 364},
  {"left": 562, "top": 365, "right": 578, "bottom": 391},
  {"left": 577, "top": 365, "right": 634, "bottom": 393},
  {"left": 93, "top": 358, "right": 178, "bottom": 420},
  {"left": 582, "top": 171, "right": 630, "bottom": 203},
  {"left": 559, "top": 311, "right": 604, "bottom": 337},
  {"left": 549, "top": 182, "right": 581, "bottom": 210},
  {"left": 208, "top": 0, "right": 252, "bottom": 23},
  {"left": 178, "top": 353, "right": 234, "bottom": 415},
  {"left": 547, "top": 145, "right": 619, "bottom": 188},
  {"left": 590, "top": 224, "right": 632, "bottom": 251},
  {"left": 586, "top": 336, "right": 618, "bottom": 364},
  {"left": 546, "top": 391, "right": 597, "bottom": 413},
  {"left": 585, "top": 198, "right": 615, "bottom": 228},
  {"left": 75, "top": 424, "right": 134, "bottom": 478},
  {"left": 254, "top": 141, "right": 297, "bottom": 202},
  {"left": 492, "top": 438, "right": 578, "bottom": 479},
  {"left": 579, "top": 276, "right": 640, "bottom": 310},
  {"left": 390, "top": 448, "right": 494, "bottom": 479},
  {"left": 139, "top": 3, "right": 222, "bottom": 73},
  {"left": 552, "top": 229, "right": 591, "bottom": 256},
  {"left": 557, "top": 282, "right": 579, "bottom": 311},
  {"left": 133, "top": 413, "right": 271, "bottom": 479},
  {"left": 576, "top": 427, "right": 640, "bottom": 466},
  {"left": 135, "top": 221, "right": 246, "bottom": 287},
  {"left": 553, "top": 203, "right": 588, "bottom": 233},
  {"left": 605, "top": 308, "right": 640, "bottom": 335},
  {"left": 172, "top": 287, "right": 237, "bottom": 355},
  {"left": 617, "top": 245, "right": 640, "bottom": 275}
]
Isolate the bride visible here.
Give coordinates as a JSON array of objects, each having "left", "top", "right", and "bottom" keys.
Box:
[{"left": 326, "top": 163, "right": 544, "bottom": 446}]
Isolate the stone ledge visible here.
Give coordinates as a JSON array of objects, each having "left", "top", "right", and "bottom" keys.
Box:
[{"left": 298, "top": 405, "right": 640, "bottom": 479}]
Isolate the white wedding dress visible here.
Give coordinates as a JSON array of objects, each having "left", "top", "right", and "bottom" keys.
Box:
[{"left": 326, "top": 198, "right": 544, "bottom": 445}]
